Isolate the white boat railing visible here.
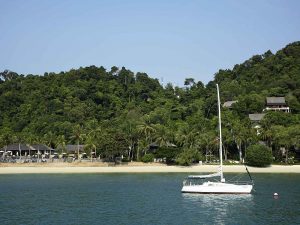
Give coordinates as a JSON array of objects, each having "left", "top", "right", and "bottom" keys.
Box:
[
  {"left": 183, "top": 178, "right": 254, "bottom": 186},
  {"left": 188, "top": 172, "right": 221, "bottom": 179}
]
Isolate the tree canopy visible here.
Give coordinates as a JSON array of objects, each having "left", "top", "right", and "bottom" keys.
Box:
[{"left": 0, "top": 41, "right": 300, "bottom": 163}]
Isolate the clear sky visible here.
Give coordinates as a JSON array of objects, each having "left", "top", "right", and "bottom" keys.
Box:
[{"left": 0, "top": 0, "right": 299, "bottom": 86}]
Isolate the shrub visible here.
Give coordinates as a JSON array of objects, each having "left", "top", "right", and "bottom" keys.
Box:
[
  {"left": 176, "top": 148, "right": 203, "bottom": 166},
  {"left": 154, "top": 147, "right": 182, "bottom": 164},
  {"left": 245, "top": 144, "right": 272, "bottom": 167},
  {"left": 141, "top": 154, "right": 154, "bottom": 163}
]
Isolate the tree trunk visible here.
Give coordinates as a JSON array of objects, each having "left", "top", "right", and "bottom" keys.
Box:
[
  {"left": 223, "top": 145, "right": 227, "bottom": 161},
  {"left": 285, "top": 146, "right": 288, "bottom": 164},
  {"left": 137, "top": 145, "right": 140, "bottom": 161},
  {"left": 77, "top": 141, "right": 80, "bottom": 161},
  {"left": 95, "top": 147, "right": 97, "bottom": 161},
  {"left": 3, "top": 145, "right": 7, "bottom": 159},
  {"left": 19, "top": 143, "right": 21, "bottom": 161},
  {"left": 238, "top": 143, "right": 242, "bottom": 163}
]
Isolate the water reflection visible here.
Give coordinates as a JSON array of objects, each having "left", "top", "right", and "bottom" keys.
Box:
[
  {"left": 182, "top": 194, "right": 254, "bottom": 224},
  {"left": 182, "top": 193, "right": 254, "bottom": 202}
]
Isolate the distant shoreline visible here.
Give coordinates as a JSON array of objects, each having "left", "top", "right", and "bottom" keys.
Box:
[{"left": 0, "top": 163, "right": 300, "bottom": 174}]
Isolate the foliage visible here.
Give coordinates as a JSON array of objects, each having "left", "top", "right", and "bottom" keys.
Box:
[
  {"left": 154, "top": 146, "right": 182, "bottom": 164},
  {"left": 141, "top": 154, "right": 154, "bottom": 163},
  {"left": 176, "top": 148, "right": 203, "bottom": 166},
  {"left": 245, "top": 144, "right": 273, "bottom": 167},
  {"left": 0, "top": 42, "right": 300, "bottom": 164}
]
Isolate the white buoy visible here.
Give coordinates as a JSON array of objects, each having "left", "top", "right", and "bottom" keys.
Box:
[
  {"left": 273, "top": 193, "right": 279, "bottom": 199},
  {"left": 274, "top": 193, "right": 278, "bottom": 196}
]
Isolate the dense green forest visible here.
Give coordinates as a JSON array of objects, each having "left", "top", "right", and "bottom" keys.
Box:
[{"left": 0, "top": 42, "right": 300, "bottom": 164}]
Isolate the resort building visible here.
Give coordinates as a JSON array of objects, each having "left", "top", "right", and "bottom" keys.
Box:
[
  {"left": 65, "top": 145, "right": 85, "bottom": 154},
  {"left": 264, "top": 97, "right": 290, "bottom": 113},
  {"left": 249, "top": 113, "right": 265, "bottom": 123},
  {"left": 0, "top": 143, "right": 55, "bottom": 157},
  {"left": 60, "top": 144, "right": 86, "bottom": 159},
  {"left": 223, "top": 100, "right": 238, "bottom": 109},
  {"left": 249, "top": 113, "right": 265, "bottom": 135}
]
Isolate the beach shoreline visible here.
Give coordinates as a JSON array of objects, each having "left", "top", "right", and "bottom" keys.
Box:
[{"left": 0, "top": 162, "right": 300, "bottom": 174}]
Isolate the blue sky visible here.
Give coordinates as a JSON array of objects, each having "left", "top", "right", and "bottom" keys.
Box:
[{"left": 0, "top": 0, "right": 299, "bottom": 86}]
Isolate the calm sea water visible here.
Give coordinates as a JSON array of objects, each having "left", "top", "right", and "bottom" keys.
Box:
[{"left": 0, "top": 173, "right": 299, "bottom": 225}]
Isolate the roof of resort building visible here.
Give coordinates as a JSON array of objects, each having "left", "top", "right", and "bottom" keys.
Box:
[
  {"left": 1, "top": 144, "right": 31, "bottom": 151},
  {"left": 266, "top": 97, "right": 286, "bottom": 105},
  {"left": 31, "top": 144, "right": 54, "bottom": 151},
  {"left": 249, "top": 113, "right": 265, "bottom": 122},
  {"left": 65, "top": 145, "right": 85, "bottom": 153},
  {"left": 0, "top": 144, "right": 54, "bottom": 151},
  {"left": 223, "top": 100, "right": 238, "bottom": 108}
]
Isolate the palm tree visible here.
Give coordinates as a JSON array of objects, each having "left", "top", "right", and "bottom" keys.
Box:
[
  {"left": 273, "top": 126, "right": 289, "bottom": 163},
  {"left": 87, "top": 127, "right": 103, "bottom": 159},
  {"left": 273, "top": 125, "right": 300, "bottom": 164},
  {"left": 136, "top": 139, "right": 148, "bottom": 161},
  {"left": 71, "top": 125, "right": 85, "bottom": 160},
  {"left": 199, "top": 131, "right": 217, "bottom": 162},
  {"left": 154, "top": 124, "right": 171, "bottom": 147},
  {"left": 24, "top": 133, "right": 36, "bottom": 158},
  {"left": 43, "top": 131, "right": 57, "bottom": 158},
  {"left": 121, "top": 120, "right": 139, "bottom": 161},
  {"left": 85, "top": 134, "right": 97, "bottom": 162},
  {"left": 137, "top": 115, "right": 156, "bottom": 154},
  {"left": 56, "top": 135, "right": 66, "bottom": 157},
  {"left": 12, "top": 134, "right": 24, "bottom": 160},
  {"left": 0, "top": 130, "right": 13, "bottom": 159},
  {"left": 261, "top": 128, "right": 273, "bottom": 147},
  {"left": 221, "top": 128, "right": 233, "bottom": 162},
  {"left": 232, "top": 123, "right": 246, "bottom": 163},
  {"left": 43, "top": 132, "right": 56, "bottom": 148},
  {"left": 176, "top": 125, "right": 199, "bottom": 149},
  {"left": 31, "top": 136, "right": 43, "bottom": 162}
]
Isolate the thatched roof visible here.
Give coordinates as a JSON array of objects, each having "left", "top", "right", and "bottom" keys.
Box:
[
  {"left": 65, "top": 145, "right": 85, "bottom": 153},
  {"left": 1, "top": 144, "right": 30, "bottom": 151},
  {"left": 0, "top": 144, "right": 54, "bottom": 151},
  {"left": 223, "top": 100, "right": 238, "bottom": 108},
  {"left": 266, "top": 97, "right": 286, "bottom": 105},
  {"left": 31, "top": 144, "right": 54, "bottom": 151},
  {"left": 249, "top": 113, "right": 265, "bottom": 122}
]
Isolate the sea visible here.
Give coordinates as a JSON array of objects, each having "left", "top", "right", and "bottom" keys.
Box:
[{"left": 0, "top": 173, "right": 299, "bottom": 225}]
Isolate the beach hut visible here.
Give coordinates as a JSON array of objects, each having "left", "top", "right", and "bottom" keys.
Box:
[
  {"left": 0, "top": 144, "right": 55, "bottom": 161},
  {"left": 0, "top": 144, "right": 31, "bottom": 157},
  {"left": 30, "top": 144, "right": 55, "bottom": 157},
  {"left": 65, "top": 145, "right": 85, "bottom": 159}
]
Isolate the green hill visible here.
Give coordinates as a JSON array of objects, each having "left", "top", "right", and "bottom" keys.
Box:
[
  {"left": 208, "top": 41, "right": 300, "bottom": 114},
  {"left": 0, "top": 42, "right": 299, "bottom": 163}
]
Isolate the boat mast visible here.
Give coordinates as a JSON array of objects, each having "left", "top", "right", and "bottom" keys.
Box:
[{"left": 216, "top": 84, "right": 224, "bottom": 182}]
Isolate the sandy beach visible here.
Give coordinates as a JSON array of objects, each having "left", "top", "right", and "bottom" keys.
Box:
[{"left": 0, "top": 162, "right": 300, "bottom": 174}]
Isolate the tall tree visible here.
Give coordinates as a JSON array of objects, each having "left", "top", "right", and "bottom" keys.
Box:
[{"left": 71, "top": 125, "right": 85, "bottom": 160}]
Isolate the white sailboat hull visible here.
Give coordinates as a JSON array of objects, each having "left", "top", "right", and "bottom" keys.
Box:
[{"left": 181, "top": 181, "right": 253, "bottom": 194}]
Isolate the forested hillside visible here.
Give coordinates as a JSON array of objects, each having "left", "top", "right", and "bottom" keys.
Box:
[{"left": 0, "top": 42, "right": 299, "bottom": 163}]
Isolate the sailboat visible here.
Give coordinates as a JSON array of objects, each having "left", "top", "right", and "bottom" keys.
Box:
[{"left": 181, "top": 84, "right": 254, "bottom": 194}]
